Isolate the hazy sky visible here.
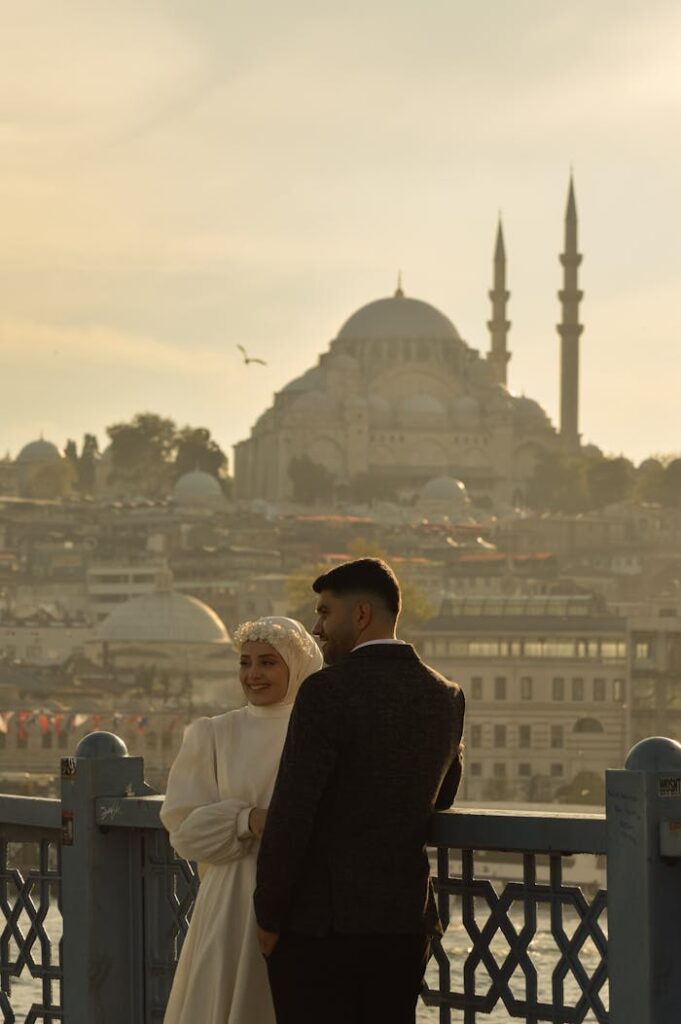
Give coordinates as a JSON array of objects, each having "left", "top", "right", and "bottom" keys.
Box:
[{"left": 1, "top": 0, "right": 680, "bottom": 465}]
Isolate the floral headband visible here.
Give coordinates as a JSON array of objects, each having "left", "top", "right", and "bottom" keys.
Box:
[{"left": 233, "top": 619, "right": 318, "bottom": 659}]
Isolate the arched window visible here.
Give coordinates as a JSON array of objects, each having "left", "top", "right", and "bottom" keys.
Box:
[{"left": 573, "top": 717, "right": 604, "bottom": 734}]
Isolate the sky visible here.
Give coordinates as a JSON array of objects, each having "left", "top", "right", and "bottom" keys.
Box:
[{"left": 1, "top": 0, "right": 680, "bottom": 465}]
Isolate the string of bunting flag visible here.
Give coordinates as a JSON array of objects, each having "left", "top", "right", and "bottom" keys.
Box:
[{"left": 0, "top": 711, "right": 186, "bottom": 738}]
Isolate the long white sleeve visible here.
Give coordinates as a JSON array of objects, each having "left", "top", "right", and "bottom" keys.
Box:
[{"left": 160, "top": 718, "right": 255, "bottom": 865}]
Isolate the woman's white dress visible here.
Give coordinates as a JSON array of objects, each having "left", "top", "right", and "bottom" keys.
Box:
[{"left": 160, "top": 703, "right": 292, "bottom": 1024}]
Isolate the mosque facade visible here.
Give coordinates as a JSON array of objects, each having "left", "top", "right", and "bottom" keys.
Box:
[{"left": 234, "top": 180, "right": 584, "bottom": 509}]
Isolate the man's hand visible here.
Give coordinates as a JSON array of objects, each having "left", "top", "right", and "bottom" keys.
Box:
[
  {"left": 257, "top": 926, "right": 279, "bottom": 958},
  {"left": 248, "top": 807, "right": 267, "bottom": 838}
]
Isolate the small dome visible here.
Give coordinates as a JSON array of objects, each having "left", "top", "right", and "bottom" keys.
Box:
[
  {"left": 173, "top": 470, "right": 224, "bottom": 507},
  {"left": 399, "top": 394, "right": 447, "bottom": 416},
  {"left": 328, "top": 353, "right": 360, "bottom": 372},
  {"left": 97, "top": 589, "right": 230, "bottom": 645},
  {"left": 420, "top": 475, "right": 468, "bottom": 502},
  {"left": 17, "top": 439, "right": 62, "bottom": 464},
  {"left": 368, "top": 395, "right": 392, "bottom": 426},
  {"left": 293, "top": 391, "right": 337, "bottom": 414},
  {"left": 337, "top": 294, "right": 460, "bottom": 342},
  {"left": 254, "top": 409, "right": 275, "bottom": 432},
  {"left": 280, "top": 366, "right": 324, "bottom": 395},
  {"left": 512, "top": 396, "right": 549, "bottom": 421},
  {"left": 451, "top": 395, "right": 480, "bottom": 427}
]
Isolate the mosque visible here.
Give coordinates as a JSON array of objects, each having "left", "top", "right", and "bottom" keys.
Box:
[{"left": 234, "top": 178, "right": 584, "bottom": 510}]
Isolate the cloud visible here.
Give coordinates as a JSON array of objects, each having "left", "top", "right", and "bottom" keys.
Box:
[{"left": 0, "top": 318, "right": 236, "bottom": 376}]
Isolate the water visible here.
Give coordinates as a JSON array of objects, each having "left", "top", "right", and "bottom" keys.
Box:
[{"left": 8, "top": 904, "right": 606, "bottom": 1023}]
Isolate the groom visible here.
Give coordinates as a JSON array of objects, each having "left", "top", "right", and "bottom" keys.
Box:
[{"left": 254, "top": 558, "right": 465, "bottom": 1023}]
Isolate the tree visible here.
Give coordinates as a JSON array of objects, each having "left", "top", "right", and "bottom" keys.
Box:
[
  {"left": 584, "top": 455, "right": 634, "bottom": 510},
  {"left": 525, "top": 451, "right": 589, "bottom": 512},
  {"left": 107, "top": 413, "right": 177, "bottom": 497},
  {"left": 174, "top": 427, "right": 228, "bottom": 482},
  {"left": 78, "top": 434, "right": 99, "bottom": 493},
  {"left": 288, "top": 456, "right": 336, "bottom": 505},
  {"left": 348, "top": 473, "right": 397, "bottom": 504}
]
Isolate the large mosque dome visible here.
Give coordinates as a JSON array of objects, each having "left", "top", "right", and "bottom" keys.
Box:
[
  {"left": 97, "top": 588, "right": 230, "bottom": 645},
  {"left": 336, "top": 292, "right": 460, "bottom": 342}
]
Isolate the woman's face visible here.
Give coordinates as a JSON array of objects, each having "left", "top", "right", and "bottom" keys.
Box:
[{"left": 239, "top": 641, "right": 290, "bottom": 706}]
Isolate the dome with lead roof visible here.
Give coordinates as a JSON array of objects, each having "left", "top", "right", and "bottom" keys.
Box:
[
  {"left": 173, "top": 470, "right": 225, "bottom": 508},
  {"left": 420, "top": 476, "right": 468, "bottom": 503},
  {"left": 98, "top": 586, "right": 230, "bottom": 645},
  {"left": 17, "top": 439, "right": 62, "bottom": 464},
  {"left": 337, "top": 292, "right": 460, "bottom": 342}
]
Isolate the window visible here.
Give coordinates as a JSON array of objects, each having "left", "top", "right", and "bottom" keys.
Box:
[
  {"left": 471, "top": 677, "right": 483, "bottom": 700},
  {"left": 572, "top": 677, "right": 585, "bottom": 701},
  {"left": 469, "top": 641, "right": 500, "bottom": 657},
  {"left": 470, "top": 724, "right": 482, "bottom": 748},
  {"left": 519, "top": 725, "right": 531, "bottom": 748},
  {"left": 518, "top": 763, "right": 531, "bottom": 777},
  {"left": 551, "top": 725, "right": 564, "bottom": 749},
  {"left": 552, "top": 677, "right": 565, "bottom": 701},
  {"left": 494, "top": 677, "right": 507, "bottom": 701},
  {"left": 494, "top": 724, "right": 507, "bottom": 748},
  {"left": 635, "top": 641, "right": 652, "bottom": 661},
  {"left": 550, "top": 763, "right": 564, "bottom": 777},
  {"left": 593, "top": 678, "right": 606, "bottom": 701},
  {"left": 493, "top": 762, "right": 507, "bottom": 778},
  {"left": 602, "top": 641, "right": 627, "bottom": 659},
  {"left": 573, "top": 717, "right": 604, "bottom": 734},
  {"left": 613, "top": 678, "right": 624, "bottom": 702},
  {"left": 469, "top": 762, "right": 482, "bottom": 777},
  {"left": 520, "top": 676, "right": 533, "bottom": 701}
]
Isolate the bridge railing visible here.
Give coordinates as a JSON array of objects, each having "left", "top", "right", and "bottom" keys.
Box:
[{"left": 1, "top": 733, "right": 681, "bottom": 1024}]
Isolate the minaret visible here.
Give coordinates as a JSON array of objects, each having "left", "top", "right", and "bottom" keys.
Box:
[
  {"left": 486, "top": 218, "right": 511, "bottom": 386},
  {"left": 558, "top": 174, "right": 583, "bottom": 449}
]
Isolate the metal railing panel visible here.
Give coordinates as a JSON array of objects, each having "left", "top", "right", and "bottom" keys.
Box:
[{"left": 0, "top": 833, "right": 63, "bottom": 1024}]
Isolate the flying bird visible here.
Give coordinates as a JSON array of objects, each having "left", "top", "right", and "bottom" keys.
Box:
[{"left": 237, "top": 344, "right": 267, "bottom": 366}]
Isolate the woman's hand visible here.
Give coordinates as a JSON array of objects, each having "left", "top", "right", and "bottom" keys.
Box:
[{"left": 248, "top": 807, "right": 267, "bottom": 838}]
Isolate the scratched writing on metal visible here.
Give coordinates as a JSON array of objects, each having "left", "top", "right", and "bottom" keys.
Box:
[
  {"left": 99, "top": 802, "right": 120, "bottom": 823},
  {"left": 61, "top": 809, "right": 74, "bottom": 846},
  {"left": 61, "top": 757, "right": 77, "bottom": 778},
  {"left": 659, "top": 777, "right": 681, "bottom": 797},
  {"left": 607, "top": 785, "right": 640, "bottom": 846}
]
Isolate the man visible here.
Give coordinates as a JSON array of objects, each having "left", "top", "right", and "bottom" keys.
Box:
[{"left": 254, "top": 558, "right": 465, "bottom": 1023}]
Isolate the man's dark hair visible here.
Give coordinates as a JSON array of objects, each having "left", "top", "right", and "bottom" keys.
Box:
[{"left": 312, "top": 558, "right": 401, "bottom": 619}]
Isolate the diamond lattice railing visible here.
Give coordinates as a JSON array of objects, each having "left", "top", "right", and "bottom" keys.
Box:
[
  {"left": 422, "top": 848, "right": 608, "bottom": 1023},
  {"left": 0, "top": 839, "right": 63, "bottom": 1024}
]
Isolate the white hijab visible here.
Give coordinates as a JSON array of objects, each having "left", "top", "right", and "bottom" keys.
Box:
[{"left": 233, "top": 616, "right": 323, "bottom": 707}]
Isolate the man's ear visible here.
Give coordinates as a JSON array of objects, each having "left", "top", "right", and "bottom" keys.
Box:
[{"left": 355, "top": 600, "right": 374, "bottom": 630}]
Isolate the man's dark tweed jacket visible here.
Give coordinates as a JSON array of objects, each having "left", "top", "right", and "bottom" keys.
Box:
[{"left": 254, "top": 642, "right": 465, "bottom": 937}]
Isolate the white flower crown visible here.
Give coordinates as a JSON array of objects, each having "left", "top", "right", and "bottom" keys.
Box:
[{"left": 233, "top": 619, "right": 318, "bottom": 658}]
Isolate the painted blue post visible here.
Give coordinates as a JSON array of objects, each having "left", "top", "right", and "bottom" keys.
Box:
[
  {"left": 606, "top": 736, "right": 681, "bottom": 1024},
  {"left": 60, "top": 732, "right": 148, "bottom": 1024}
]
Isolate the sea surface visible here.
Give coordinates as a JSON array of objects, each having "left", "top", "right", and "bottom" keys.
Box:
[{"left": 8, "top": 901, "right": 606, "bottom": 1024}]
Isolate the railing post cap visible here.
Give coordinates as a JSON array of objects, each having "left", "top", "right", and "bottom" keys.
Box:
[
  {"left": 625, "top": 735, "right": 681, "bottom": 772},
  {"left": 75, "top": 731, "right": 129, "bottom": 759}
]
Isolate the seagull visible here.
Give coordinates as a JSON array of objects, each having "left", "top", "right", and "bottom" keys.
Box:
[{"left": 237, "top": 344, "right": 267, "bottom": 366}]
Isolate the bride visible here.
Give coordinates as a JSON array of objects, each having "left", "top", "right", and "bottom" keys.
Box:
[{"left": 160, "top": 616, "right": 323, "bottom": 1024}]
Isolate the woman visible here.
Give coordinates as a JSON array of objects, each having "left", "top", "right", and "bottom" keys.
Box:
[{"left": 160, "top": 616, "right": 323, "bottom": 1024}]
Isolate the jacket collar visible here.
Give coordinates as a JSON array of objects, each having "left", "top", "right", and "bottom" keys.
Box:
[{"left": 346, "top": 642, "right": 419, "bottom": 661}]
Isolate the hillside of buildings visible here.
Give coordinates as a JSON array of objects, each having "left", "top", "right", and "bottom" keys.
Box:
[{"left": 1, "top": 411, "right": 680, "bottom": 804}]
